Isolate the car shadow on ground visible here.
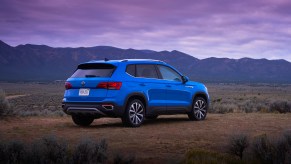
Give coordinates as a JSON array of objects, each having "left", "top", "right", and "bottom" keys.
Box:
[
  {"left": 143, "top": 117, "right": 191, "bottom": 126},
  {"left": 71, "top": 117, "right": 196, "bottom": 129}
]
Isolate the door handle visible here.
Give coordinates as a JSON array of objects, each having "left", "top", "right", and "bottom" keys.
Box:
[{"left": 139, "top": 83, "right": 146, "bottom": 86}]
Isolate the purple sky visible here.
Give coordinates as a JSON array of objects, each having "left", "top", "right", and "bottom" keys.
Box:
[{"left": 1, "top": 0, "right": 291, "bottom": 61}]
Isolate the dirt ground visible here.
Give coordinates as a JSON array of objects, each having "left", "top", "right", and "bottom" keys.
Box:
[{"left": 1, "top": 113, "right": 291, "bottom": 163}]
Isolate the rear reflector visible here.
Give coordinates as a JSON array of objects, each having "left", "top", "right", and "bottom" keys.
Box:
[
  {"left": 65, "top": 82, "right": 72, "bottom": 90},
  {"left": 97, "top": 82, "right": 122, "bottom": 90}
]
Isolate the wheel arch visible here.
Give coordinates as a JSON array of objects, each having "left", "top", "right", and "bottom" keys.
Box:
[
  {"left": 192, "top": 92, "right": 209, "bottom": 105},
  {"left": 124, "top": 92, "right": 148, "bottom": 112}
]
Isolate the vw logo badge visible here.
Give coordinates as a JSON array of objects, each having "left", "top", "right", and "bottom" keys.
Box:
[{"left": 81, "top": 81, "right": 85, "bottom": 86}]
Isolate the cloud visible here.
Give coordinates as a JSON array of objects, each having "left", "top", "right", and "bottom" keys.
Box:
[{"left": 1, "top": 0, "right": 291, "bottom": 61}]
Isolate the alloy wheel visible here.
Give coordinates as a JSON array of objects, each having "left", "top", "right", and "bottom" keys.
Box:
[
  {"left": 129, "top": 102, "right": 144, "bottom": 125},
  {"left": 193, "top": 99, "right": 207, "bottom": 120}
]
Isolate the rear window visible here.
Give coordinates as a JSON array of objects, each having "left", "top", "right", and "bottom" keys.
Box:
[{"left": 71, "top": 63, "right": 115, "bottom": 78}]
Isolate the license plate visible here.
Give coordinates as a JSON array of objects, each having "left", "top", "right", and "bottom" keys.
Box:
[{"left": 79, "top": 88, "right": 90, "bottom": 96}]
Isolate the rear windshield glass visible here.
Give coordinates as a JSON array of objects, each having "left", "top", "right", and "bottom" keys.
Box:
[{"left": 71, "top": 63, "right": 115, "bottom": 78}]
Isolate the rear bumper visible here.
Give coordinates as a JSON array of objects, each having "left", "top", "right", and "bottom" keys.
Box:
[{"left": 61, "top": 102, "right": 124, "bottom": 118}]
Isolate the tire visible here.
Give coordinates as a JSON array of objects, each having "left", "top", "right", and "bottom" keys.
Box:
[
  {"left": 145, "top": 115, "right": 158, "bottom": 120},
  {"left": 72, "top": 115, "right": 94, "bottom": 126},
  {"left": 122, "top": 99, "right": 145, "bottom": 127},
  {"left": 188, "top": 97, "right": 207, "bottom": 121}
]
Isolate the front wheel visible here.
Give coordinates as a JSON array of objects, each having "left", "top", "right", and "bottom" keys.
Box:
[
  {"left": 122, "top": 99, "right": 145, "bottom": 127},
  {"left": 188, "top": 97, "right": 207, "bottom": 121},
  {"left": 72, "top": 115, "right": 94, "bottom": 126}
]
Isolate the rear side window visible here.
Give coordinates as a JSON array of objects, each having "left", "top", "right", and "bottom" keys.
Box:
[
  {"left": 126, "top": 64, "right": 136, "bottom": 76},
  {"left": 71, "top": 63, "right": 115, "bottom": 78},
  {"left": 136, "top": 64, "right": 159, "bottom": 79}
]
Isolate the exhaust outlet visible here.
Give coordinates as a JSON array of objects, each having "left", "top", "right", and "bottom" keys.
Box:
[{"left": 102, "top": 104, "right": 114, "bottom": 110}]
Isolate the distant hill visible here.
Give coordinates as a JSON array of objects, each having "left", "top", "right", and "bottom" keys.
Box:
[{"left": 1, "top": 40, "right": 291, "bottom": 83}]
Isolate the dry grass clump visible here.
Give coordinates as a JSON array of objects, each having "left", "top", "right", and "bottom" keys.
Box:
[
  {"left": 0, "top": 135, "right": 111, "bottom": 164},
  {"left": 207, "top": 84, "right": 291, "bottom": 114},
  {"left": 184, "top": 149, "right": 241, "bottom": 164},
  {"left": 228, "top": 133, "right": 249, "bottom": 160},
  {"left": 269, "top": 100, "right": 291, "bottom": 113},
  {"left": 251, "top": 133, "right": 291, "bottom": 164},
  {"left": 226, "top": 132, "right": 291, "bottom": 163},
  {"left": 8, "top": 94, "right": 65, "bottom": 117},
  {"left": 113, "top": 154, "right": 135, "bottom": 164},
  {"left": 73, "top": 138, "right": 107, "bottom": 164},
  {"left": 0, "top": 89, "right": 10, "bottom": 117},
  {"left": 186, "top": 131, "right": 291, "bottom": 164}
]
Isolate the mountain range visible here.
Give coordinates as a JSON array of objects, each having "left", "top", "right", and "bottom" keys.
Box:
[{"left": 1, "top": 40, "right": 291, "bottom": 83}]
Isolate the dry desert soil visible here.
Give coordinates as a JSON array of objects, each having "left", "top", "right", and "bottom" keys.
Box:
[{"left": 1, "top": 113, "right": 291, "bottom": 163}]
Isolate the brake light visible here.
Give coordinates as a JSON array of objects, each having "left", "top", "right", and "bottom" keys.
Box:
[
  {"left": 97, "top": 82, "right": 122, "bottom": 90},
  {"left": 108, "top": 82, "right": 122, "bottom": 90},
  {"left": 65, "top": 82, "right": 72, "bottom": 90},
  {"left": 97, "top": 82, "right": 108, "bottom": 89}
]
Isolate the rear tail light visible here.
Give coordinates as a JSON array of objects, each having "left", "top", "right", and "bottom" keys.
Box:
[
  {"left": 65, "top": 82, "right": 72, "bottom": 90},
  {"left": 97, "top": 82, "right": 122, "bottom": 90}
]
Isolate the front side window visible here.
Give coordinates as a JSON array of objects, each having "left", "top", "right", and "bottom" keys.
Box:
[
  {"left": 158, "top": 65, "right": 182, "bottom": 82},
  {"left": 136, "top": 64, "right": 159, "bottom": 79},
  {"left": 71, "top": 63, "right": 115, "bottom": 78}
]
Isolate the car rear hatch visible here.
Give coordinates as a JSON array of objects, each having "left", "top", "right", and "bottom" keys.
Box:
[{"left": 64, "top": 63, "right": 118, "bottom": 102}]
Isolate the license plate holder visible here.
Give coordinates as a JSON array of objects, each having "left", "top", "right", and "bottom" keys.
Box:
[{"left": 79, "top": 88, "right": 90, "bottom": 96}]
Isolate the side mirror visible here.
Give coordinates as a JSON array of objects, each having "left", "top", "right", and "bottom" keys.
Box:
[{"left": 182, "top": 76, "right": 189, "bottom": 83}]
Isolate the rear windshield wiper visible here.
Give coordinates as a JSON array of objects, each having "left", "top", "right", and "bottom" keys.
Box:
[{"left": 85, "top": 75, "right": 99, "bottom": 77}]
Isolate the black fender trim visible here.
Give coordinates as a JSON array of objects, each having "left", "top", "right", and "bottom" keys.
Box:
[{"left": 124, "top": 92, "right": 148, "bottom": 113}]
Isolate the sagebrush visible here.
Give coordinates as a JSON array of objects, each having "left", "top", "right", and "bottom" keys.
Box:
[
  {"left": 0, "top": 135, "right": 109, "bottom": 164},
  {"left": 228, "top": 133, "right": 249, "bottom": 160},
  {"left": 0, "top": 89, "right": 10, "bottom": 117}
]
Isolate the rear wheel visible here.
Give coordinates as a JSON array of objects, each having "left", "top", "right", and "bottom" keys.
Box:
[
  {"left": 188, "top": 97, "right": 207, "bottom": 121},
  {"left": 72, "top": 115, "right": 94, "bottom": 126},
  {"left": 122, "top": 99, "right": 145, "bottom": 127}
]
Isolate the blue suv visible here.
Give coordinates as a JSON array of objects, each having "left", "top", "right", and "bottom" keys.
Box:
[{"left": 62, "top": 59, "right": 210, "bottom": 127}]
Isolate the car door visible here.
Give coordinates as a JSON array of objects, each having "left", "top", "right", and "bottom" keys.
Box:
[
  {"left": 156, "top": 65, "right": 192, "bottom": 112},
  {"left": 132, "top": 64, "right": 167, "bottom": 114}
]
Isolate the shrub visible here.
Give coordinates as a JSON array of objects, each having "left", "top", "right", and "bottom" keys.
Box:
[
  {"left": 209, "top": 103, "right": 236, "bottom": 114},
  {"left": 284, "top": 130, "right": 291, "bottom": 163},
  {"left": 252, "top": 134, "right": 274, "bottom": 164},
  {"left": 73, "top": 138, "right": 107, "bottom": 164},
  {"left": 272, "top": 136, "right": 289, "bottom": 164},
  {"left": 238, "top": 100, "right": 258, "bottom": 113},
  {"left": 252, "top": 134, "right": 290, "bottom": 164},
  {"left": 228, "top": 133, "right": 249, "bottom": 159},
  {"left": 0, "top": 136, "right": 109, "bottom": 164},
  {"left": 35, "top": 135, "right": 69, "bottom": 164},
  {"left": 269, "top": 100, "right": 291, "bottom": 113},
  {"left": 284, "top": 130, "right": 291, "bottom": 146},
  {"left": 3, "top": 140, "right": 26, "bottom": 163},
  {"left": 184, "top": 149, "right": 241, "bottom": 164},
  {"left": 0, "top": 141, "right": 6, "bottom": 162},
  {"left": 0, "top": 89, "right": 10, "bottom": 117},
  {"left": 114, "top": 154, "right": 135, "bottom": 164}
]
